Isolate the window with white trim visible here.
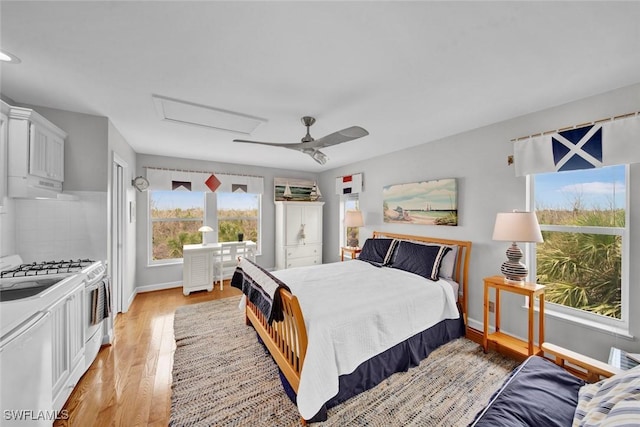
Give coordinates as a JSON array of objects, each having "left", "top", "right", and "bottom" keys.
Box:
[
  {"left": 339, "top": 196, "right": 360, "bottom": 249},
  {"left": 530, "top": 164, "right": 628, "bottom": 328},
  {"left": 149, "top": 191, "right": 262, "bottom": 264}
]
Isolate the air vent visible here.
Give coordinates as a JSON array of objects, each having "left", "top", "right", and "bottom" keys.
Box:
[{"left": 152, "top": 95, "right": 266, "bottom": 135}]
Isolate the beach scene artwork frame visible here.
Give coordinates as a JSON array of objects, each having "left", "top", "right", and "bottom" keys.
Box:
[
  {"left": 274, "top": 177, "right": 322, "bottom": 202},
  {"left": 383, "top": 178, "right": 458, "bottom": 226}
]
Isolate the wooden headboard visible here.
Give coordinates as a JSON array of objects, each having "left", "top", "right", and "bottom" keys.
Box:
[{"left": 371, "top": 231, "right": 472, "bottom": 325}]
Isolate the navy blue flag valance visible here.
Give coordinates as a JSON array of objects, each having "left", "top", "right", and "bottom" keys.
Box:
[{"left": 514, "top": 113, "right": 640, "bottom": 176}]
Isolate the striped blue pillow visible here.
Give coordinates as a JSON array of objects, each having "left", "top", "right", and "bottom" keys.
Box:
[{"left": 573, "top": 365, "right": 640, "bottom": 426}]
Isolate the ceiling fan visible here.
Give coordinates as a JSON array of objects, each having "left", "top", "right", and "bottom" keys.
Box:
[{"left": 233, "top": 116, "right": 369, "bottom": 165}]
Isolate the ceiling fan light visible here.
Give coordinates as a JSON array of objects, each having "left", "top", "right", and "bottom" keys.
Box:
[
  {"left": 0, "top": 49, "right": 21, "bottom": 64},
  {"left": 310, "top": 150, "right": 327, "bottom": 165}
]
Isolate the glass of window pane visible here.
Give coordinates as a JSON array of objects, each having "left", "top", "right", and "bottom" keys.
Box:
[
  {"left": 217, "top": 193, "right": 260, "bottom": 246},
  {"left": 537, "top": 231, "right": 621, "bottom": 319},
  {"left": 150, "top": 191, "right": 204, "bottom": 260},
  {"left": 535, "top": 166, "right": 625, "bottom": 226}
]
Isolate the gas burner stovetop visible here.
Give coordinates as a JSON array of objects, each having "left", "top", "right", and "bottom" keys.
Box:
[{"left": 0, "top": 259, "right": 96, "bottom": 278}]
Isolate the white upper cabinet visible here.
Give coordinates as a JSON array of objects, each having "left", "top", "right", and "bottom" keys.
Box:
[
  {"left": 29, "top": 122, "right": 65, "bottom": 182},
  {"left": 7, "top": 104, "right": 67, "bottom": 197}
]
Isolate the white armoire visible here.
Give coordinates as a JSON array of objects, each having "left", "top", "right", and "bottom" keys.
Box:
[{"left": 275, "top": 201, "right": 324, "bottom": 270}]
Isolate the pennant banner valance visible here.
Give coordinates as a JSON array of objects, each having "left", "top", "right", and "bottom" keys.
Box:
[
  {"left": 146, "top": 168, "right": 264, "bottom": 194},
  {"left": 335, "top": 173, "right": 363, "bottom": 195},
  {"left": 514, "top": 113, "right": 640, "bottom": 177}
]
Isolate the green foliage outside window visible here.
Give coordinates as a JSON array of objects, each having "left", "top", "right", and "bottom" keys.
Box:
[{"left": 536, "top": 208, "right": 623, "bottom": 319}]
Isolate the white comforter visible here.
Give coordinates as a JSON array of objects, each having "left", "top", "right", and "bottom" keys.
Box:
[{"left": 271, "top": 260, "right": 460, "bottom": 420}]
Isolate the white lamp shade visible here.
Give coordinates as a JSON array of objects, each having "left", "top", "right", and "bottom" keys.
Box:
[
  {"left": 492, "top": 211, "right": 543, "bottom": 243},
  {"left": 344, "top": 210, "right": 364, "bottom": 227},
  {"left": 198, "top": 225, "right": 214, "bottom": 233}
]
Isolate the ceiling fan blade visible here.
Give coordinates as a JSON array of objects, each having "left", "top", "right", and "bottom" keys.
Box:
[
  {"left": 300, "top": 126, "right": 369, "bottom": 149},
  {"left": 233, "top": 139, "right": 294, "bottom": 148}
]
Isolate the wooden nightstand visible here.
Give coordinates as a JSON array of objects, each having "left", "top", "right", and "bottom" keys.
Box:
[
  {"left": 483, "top": 275, "right": 546, "bottom": 358},
  {"left": 341, "top": 246, "right": 361, "bottom": 261}
]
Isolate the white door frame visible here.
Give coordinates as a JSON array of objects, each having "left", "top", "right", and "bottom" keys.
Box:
[{"left": 111, "top": 152, "right": 127, "bottom": 314}]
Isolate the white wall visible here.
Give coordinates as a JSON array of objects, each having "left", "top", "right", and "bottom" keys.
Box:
[
  {"left": 14, "top": 192, "right": 107, "bottom": 262},
  {"left": 134, "top": 154, "right": 319, "bottom": 290},
  {"left": 0, "top": 198, "right": 16, "bottom": 257},
  {"left": 319, "top": 82, "right": 640, "bottom": 361}
]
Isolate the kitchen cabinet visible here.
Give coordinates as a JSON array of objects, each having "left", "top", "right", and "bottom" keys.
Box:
[
  {"left": 275, "top": 201, "right": 323, "bottom": 270},
  {"left": 28, "top": 122, "right": 65, "bottom": 182},
  {"left": 50, "top": 281, "right": 85, "bottom": 412},
  {"left": 7, "top": 105, "right": 67, "bottom": 197}
]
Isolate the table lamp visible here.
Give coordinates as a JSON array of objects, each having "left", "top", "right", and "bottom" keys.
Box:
[
  {"left": 344, "top": 210, "right": 364, "bottom": 248},
  {"left": 198, "top": 225, "right": 214, "bottom": 246},
  {"left": 492, "top": 211, "right": 543, "bottom": 284}
]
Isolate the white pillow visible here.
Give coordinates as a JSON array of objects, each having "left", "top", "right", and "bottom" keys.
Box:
[{"left": 573, "top": 365, "right": 640, "bottom": 426}]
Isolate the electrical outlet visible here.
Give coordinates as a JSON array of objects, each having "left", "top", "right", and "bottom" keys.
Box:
[{"left": 488, "top": 301, "right": 495, "bottom": 313}]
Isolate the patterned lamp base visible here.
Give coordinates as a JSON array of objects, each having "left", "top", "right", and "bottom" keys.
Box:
[{"left": 500, "top": 242, "right": 528, "bottom": 284}]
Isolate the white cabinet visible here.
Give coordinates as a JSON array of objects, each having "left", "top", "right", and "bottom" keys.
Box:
[
  {"left": 50, "top": 282, "right": 85, "bottom": 412},
  {"left": 275, "top": 201, "right": 323, "bottom": 270},
  {"left": 182, "top": 244, "right": 215, "bottom": 295},
  {"left": 29, "top": 122, "right": 65, "bottom": 181},
  {"left": 183, "top": 242, "right": 257, "bottom": 293},
  {"left": 7, "top": 105, "right": 67, "bottom": 198}
]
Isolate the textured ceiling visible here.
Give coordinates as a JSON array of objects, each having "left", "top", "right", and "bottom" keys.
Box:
[{"left": 1, "top": 1, "right": 639, "bottom": 172}]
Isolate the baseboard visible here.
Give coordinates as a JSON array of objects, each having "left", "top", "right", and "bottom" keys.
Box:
[
  {"left": 125, "top": 281, "right": 182, "bottom": 311},
  {"left": 136, "top": 281, "right": 182, "bottom": 293},
  {"left": 467, "top": 317, "right": 484, "bottom": 332}
]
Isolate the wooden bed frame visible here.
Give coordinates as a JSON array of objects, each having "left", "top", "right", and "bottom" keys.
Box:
[{"left": 244, "top": 231, "right": 472, "bottom": 417}]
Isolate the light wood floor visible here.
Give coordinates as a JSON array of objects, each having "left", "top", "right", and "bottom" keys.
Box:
[{"left": 54, "top": 284, "right": 242, "bottom": 427}]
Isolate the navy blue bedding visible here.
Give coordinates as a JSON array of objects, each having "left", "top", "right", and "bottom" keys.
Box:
[
  {"left": 231, "top": 261, "right": 291, "bottom": 323},
  {"left": 470, "top": 355, "right": 585, "bottom": 426},
  {"left": 277, "top": 316, "right": 465, "bottom": 422}
]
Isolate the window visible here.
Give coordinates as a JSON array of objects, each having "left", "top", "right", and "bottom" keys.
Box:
[
  {"left": 217, "top": 192, "right": 261, "bottom": 249},
  {"left": 149, "top": 190, "right": 262, "bottom": 264},
  {"left": 531, "top": 165, "right": 628, "bottom": 327},
  {"left": 339, "top": 196, "right": 360, "bottom": 249},
  {"left": 150, "top": 190, "right": 204, "bottom": 262}
]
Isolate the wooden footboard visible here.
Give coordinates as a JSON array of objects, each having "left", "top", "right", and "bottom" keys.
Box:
[{"left": 245, "top": 289, "right": 308, "bottom": 392}]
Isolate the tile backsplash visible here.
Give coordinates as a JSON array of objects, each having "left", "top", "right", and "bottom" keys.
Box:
[{"left": 15, "top": 191, "right": 108, "bottom": 262}]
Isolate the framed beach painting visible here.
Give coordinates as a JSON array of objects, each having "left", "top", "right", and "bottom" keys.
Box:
[
  {"left": 274, "top": 177, "right": 322, "bottom": 202},
  {"left": 383, "top": 178, "right": 458, "bottom": 226}
]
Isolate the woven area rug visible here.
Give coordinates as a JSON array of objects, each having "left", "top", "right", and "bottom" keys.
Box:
[{"left": 171, "top": 297, "right": 519, "bottom": 426}]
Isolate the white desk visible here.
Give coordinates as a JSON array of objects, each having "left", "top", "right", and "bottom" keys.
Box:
[{"left": 182, "top": 241, "right": 256, "bottom": 295}]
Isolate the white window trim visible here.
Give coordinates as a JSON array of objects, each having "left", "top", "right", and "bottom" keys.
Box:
[
  {"left": 338, "top": 195, "right": 359, "bottom": 255},
  {"left": 526, "top": 165, "right": 630, "bottom": 334}
]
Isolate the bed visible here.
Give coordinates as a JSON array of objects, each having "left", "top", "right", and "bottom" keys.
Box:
[
  {"left": 471, "top": 342, "right": 640, "bottom": 426},
  {"left": 231, "top": 231, "right": 472, "bottom": 422}
]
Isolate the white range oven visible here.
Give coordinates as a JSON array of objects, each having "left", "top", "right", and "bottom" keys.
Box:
[{"left": 0, "top": 256, "right": 109, "bottom": 421}]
